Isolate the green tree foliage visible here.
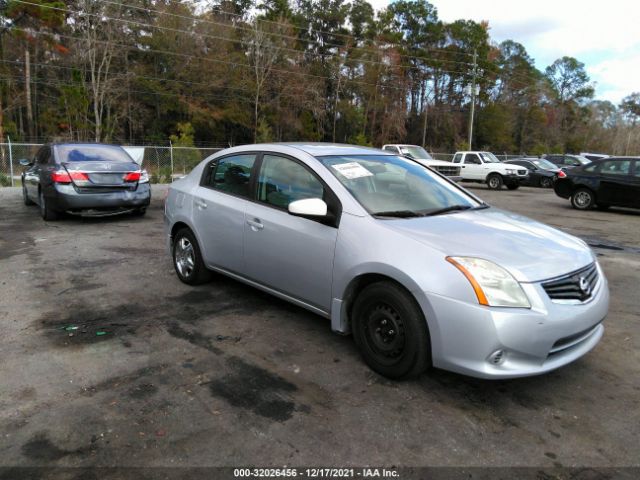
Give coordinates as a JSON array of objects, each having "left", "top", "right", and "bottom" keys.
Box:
[{"left": 0, "top": 0, "right": 636, "bottom": 155}]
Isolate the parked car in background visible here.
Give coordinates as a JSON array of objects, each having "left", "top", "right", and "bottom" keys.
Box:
[
  {"left": 20, "top": 143, "right": 151, "bottom": 220},
  {"left": 166, "top": 143, "right": 608, "bottom": 380},
  {"left": 580, "top": 152, "right": 610, "bottom": 162},
  {"left": 554, "top": 157, "right": 640, "bottom": 210},
  {"left": 452, "top": 151, "right": 528, "bottom": 190},
  {"left": 505, "top": 158, "right": 563, "bottom": 188},
  {"left": 543, "top": 154, "right": 591, "bottom": 170},
  {"left": 382, "top": 144, "right": 462, "bottom": 181}
]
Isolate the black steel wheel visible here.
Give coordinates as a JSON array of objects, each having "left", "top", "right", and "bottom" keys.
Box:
[{"left": 352, "top": 281, "right": 430, "bottom": 379}]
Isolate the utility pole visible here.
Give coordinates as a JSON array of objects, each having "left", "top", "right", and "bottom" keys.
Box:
[{"left": 467, "top": 49, "right": 478, "bottom": 149}]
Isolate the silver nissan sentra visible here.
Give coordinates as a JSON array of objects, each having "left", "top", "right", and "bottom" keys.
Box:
[{"left": 164, "top": 143, "right": 609, "bottom": 379}]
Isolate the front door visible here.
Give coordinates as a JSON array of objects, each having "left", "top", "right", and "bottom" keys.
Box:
[
  {"left": 462, "top": 153, "right": 484, "bottom": 180},
  {"left": 243, "top": 154, "right": 338, "bottom": 311}
]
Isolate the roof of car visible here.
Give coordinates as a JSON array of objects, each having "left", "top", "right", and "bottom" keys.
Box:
[{"left": 270, "top": 142, "right": 390, "bottom": 157}]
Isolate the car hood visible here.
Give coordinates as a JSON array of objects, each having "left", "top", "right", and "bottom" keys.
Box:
[
  {"left": 391, "top": 208, "right": 593, "bottom": 282},
  {"left": 413, "top": 158, "right": 458, "bottom": 168}
]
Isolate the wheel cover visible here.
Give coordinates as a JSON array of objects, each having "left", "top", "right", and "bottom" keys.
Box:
[
  {"left": 175, "top": 237, "right": 195, "bottom": 278},
  {"left": 575, "top": 191, "right": 591, "bottom": 207},
  {"left": 363, "top": 304, "right": 406, "bottom": 360}
]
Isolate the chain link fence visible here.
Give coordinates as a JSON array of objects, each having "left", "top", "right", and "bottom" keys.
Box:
[
  {"left": 0, "top": 142, "right": 223, "bottom": 187},
  {"left": 0, "top": 142, "right": 532, "bottom": 187}
]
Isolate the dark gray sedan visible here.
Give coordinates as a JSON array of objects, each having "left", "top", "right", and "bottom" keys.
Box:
[{"left": 21, "top": 143, "right": 151, "bottom": 220}]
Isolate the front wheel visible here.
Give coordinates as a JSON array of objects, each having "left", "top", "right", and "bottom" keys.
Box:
[
  {"left": 172, "top": 228, "right": 212, "bottom": 285},
  {"left": 571, "top": 188, "right": 595, "bottom": 210},
  {"left": 352, "top": 281, "right": 431, "bottom": 379},
  {"left": 23, "top": 183, "right": 35, "bottom": 205},
  {"left": 540, "top": 177, "right": 553, "bottom": 188},
  {"left": 486, "top": 174, "right": 503, "bottom": 190}
]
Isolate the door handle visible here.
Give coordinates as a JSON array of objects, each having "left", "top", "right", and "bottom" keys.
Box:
[
  {"left": 195, "top": 199, "right": 207, "bottom": 209},
  {"left": 246, "top": 218, "right": 264, "bottom": 231}
]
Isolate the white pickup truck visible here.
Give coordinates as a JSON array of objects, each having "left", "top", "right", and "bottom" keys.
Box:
[
  {"left": 382, "top": 144, "right": 462, "bottom": 182},
  {"left": 452, "top": 151, "right": 529, "bottom": 190}
]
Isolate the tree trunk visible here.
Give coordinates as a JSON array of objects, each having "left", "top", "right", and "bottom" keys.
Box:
[{"left": 25, "top": 48, "right": 34, "bottom": 141}]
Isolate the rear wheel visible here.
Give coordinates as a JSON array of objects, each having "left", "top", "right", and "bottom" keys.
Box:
[
  {"left": 571, "top": 188, "right": 595, "bottom": 210},
  {"left": 39, "top": 189, "right": 59, "bottom": 221},
  {"left": 540, "top": 177, "right": 553, "bottom": 188},
  {"left": 352, "top": 281, "right": 430, "bottom": 379},
  {"left": 23, "top": 183, "right": 35, "bottom": 205},
  {"left": 172, "top": 228, "right": 211, "bottom": 285},
  {"left": 487, "top": 174, "right": 503, "bottom": 190}
]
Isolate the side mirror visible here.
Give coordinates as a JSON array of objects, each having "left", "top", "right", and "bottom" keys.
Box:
[
  {"left": 288, "top": 198, "right": 327, "bottom": 217},
  {"left": 19, "top": 159, "right": 33, "bottom": 167}
]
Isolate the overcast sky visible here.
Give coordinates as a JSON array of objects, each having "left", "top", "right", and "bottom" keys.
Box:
[{"left": 367, "top": 0, "right": 640, "bottom": 104}]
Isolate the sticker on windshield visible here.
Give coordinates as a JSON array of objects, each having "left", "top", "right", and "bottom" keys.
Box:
[{"left": 331, "top": 162, "right": 374, "bottom": 179}]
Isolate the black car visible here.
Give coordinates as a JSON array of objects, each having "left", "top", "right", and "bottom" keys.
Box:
[
  {"left": 553, "top": 157, "right": 640, "bottom": 210},
  {"left": 543, "top": 154, "right": 591, "bottom": 170},
  {"left": 504, "top": 158, "right": 561, "bottom": 188},
  {"left": 20, "top": 143, "right": 151, "bottom": 220}
]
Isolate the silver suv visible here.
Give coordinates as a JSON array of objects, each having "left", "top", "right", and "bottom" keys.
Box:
[{"left": 165, "top": 143, "right": 608, "bottom": 379}]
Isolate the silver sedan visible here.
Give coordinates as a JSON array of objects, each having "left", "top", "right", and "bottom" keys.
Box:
[{"left": 164, "top": 143, "right": 608, "bottom": 379}]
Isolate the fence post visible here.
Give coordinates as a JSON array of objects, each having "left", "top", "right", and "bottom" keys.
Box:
[
  {"left": 169, "top": 140, "right": 174, "bottom": 181},
  {"left": 8, "top": 136, "right": 14, "bottom": 187}
]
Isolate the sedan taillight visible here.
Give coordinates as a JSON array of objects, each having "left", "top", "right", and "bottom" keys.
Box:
[
  {"left": 52, "top": 170, "right": 90, "bottom": 185},
  {"left": 557, "top": 170, "right": 567, "bottom": 178},
  {"left": 123, "top": 171, "right": 141, "bottom": 182}
]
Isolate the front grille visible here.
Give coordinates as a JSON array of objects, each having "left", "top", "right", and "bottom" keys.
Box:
[
  {"left": 541, "top": 263, "right": 599, "bottom": 302},
  {"left": 517, "top": 169, "right": 527, "bottom": 175},
  {"left": 549, "top": 323, "right": 601, "bottom": 354},
  {"left": 434, "top": 165, "right": 461, "bottom": 177}
]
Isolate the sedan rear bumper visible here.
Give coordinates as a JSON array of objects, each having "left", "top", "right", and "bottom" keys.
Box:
[
  {"left": 419, "top": 263, "right": 609, "bottom": 379},
  {"left": 50, "top": 183, "right": 151, "bottom": 212}
]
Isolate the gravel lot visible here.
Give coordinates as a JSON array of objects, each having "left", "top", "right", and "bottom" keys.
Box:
[{"left": 0, "top": 183, "right": 638, "bottom": 476}]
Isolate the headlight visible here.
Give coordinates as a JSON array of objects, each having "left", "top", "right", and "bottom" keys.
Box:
[
  {"left": 139, "top": 169, "right": 150, "bottom": 183},
  {"left": 446, "top": 257, "right": 530, "bottom": 308},
  {"left": 505, "top": 169, "right": 516, "bottom": 174}
]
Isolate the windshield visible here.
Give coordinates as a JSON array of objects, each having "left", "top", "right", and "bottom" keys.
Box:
[
  {"left": 399, "top": 146, "right": 433, "bottom": 160},
  {"left": 56, "top": 145, "right": 134, "bottom": 163},
  {"left": 572, "top": 155, "right": 591, "bottom": 165},
  {"left": 532, "top": 159, "right": 557, "bottom": 170},
  {"left": 319, "top": 154, "right": 481, "bottom": 217},
  {"left": 479, "top": 152, "right": 501, "bottom": 163}
]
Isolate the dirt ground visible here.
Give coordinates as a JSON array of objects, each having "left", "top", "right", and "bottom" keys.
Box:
[{"left": 0, "top": 183, "right": 638, "bottom": 477}]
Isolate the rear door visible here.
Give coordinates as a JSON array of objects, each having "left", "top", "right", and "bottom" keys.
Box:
[
  {"left": 597, "top": 159, "right": 633, "bottom": 206},
  {"left": 192, "top": 153, "right": 258, "bottom": 273},
  {"left": 243, "top": 153, "right": 339, "bottom": 311}
]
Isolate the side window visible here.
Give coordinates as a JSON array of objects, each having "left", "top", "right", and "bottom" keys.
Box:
[
  {"left": 258, "top": 155, "right": 324, "bottom": 209},
  {"left": 204, "top": 154, "right": 256, "bottom": 198},
  {"left": 600, "top": 160, "right": 631, "bottom": 176},
  {"left": 633, "top": 161, "right": 640, "bottom": 177},
  {"left": 384, "top": 146, "right": 399, "bottom": 153},
  {"left": 452, "top": 154, "right": 462, "bottom": 163},
  {"left": 466, "top": 153, "right": 481, "bottom": 164}
]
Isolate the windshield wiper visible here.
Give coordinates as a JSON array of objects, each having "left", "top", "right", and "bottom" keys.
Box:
[
  {"left": 423, "top": 205, "right": 473, "bottom": 216},
  {"left": 373, "top": 210, "right": 425, "bottom": 218}
]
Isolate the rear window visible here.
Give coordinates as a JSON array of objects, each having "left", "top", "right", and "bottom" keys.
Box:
[{"left": 56, "top": 145, "right": 134, "bottom": 163}]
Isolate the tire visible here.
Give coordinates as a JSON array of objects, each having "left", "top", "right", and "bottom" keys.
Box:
[
  {"left": 352, "top": 281, "right": 430, "bottom": 379},
  {"left": 571, "top": 188, "right": 595, "bottom": 210},
  {"left": 486, "top": 173, "right": 503, "bottom": 190},
  {"left": 540, "top": 177, "right": 553, "bottom": 188},
  {"left": 172, "top": 228, "right": 212, "bottom": 285},
  {"left": 23, "top": 183, "right": 35, "bottom": 205},
  {"left": 39, "top": 189, "right": 59, "bottom": 221},
  {"left": 506, "top": 183, "right": 519, "bottom": 190}
]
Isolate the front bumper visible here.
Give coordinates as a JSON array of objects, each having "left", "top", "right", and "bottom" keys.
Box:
[
  {"left": 504, "top": 173, "right": 529, "bottom": 184},
  {"left": 419, "top": 263, "right": 609, "bottom": 379},
  {"left": 50, "top": 183, "right": 151, "bottom": 212}
]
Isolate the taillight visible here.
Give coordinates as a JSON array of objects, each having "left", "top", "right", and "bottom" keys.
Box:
[
  {"left": 52, "top": 170, "right": 90, "bottom": 184},
  {"left": 123, "top": 171, "right": 141, "bottom": 182},
  {"left": 557, "top": 170, "right": 567, "bottom": 178},
  {"left": 52, "top": 170, "right": 72, "bottom": 183}
]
